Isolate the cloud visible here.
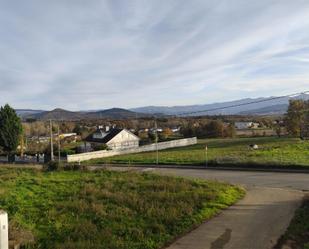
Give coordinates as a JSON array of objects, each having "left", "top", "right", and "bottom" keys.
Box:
[{"left": 0, "top": 0, "right": 309, "bottom": 110}]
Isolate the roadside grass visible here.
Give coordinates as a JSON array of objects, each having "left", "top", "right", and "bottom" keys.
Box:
[
  {"left": 274, "top": 196, "right": 309, "bottom": 249},
  {"left": 83, "top": 137, "right": 309, "bottom": 167},
  {"left": 0, "top": 168, "right": 244, "bottom": 249}
]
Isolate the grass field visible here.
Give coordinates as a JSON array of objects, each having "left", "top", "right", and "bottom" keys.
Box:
[
  {"left": 274, "top": 196, "right": 309, "bottom": 249},
  {"left": 84, "top": 137, "right": 309, "bottom": 167},
  {"left": 0, "top": 168, "right": 244, "bottom": 249}
]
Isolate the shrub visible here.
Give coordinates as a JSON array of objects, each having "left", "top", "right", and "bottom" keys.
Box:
[
  {"left": 60, "top": 147, "right": 76, "bottom": 156},
  {"left": 93, "top": 144, "right": 108, "bottom": 151},
  {"left": 63, "top": 164, "right": 87, "bottom": 171},
  {"left": 44, "top": 161, "right": 61, "bottom": 171}
]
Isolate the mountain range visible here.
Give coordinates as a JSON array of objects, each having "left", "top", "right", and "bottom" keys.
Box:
[
  {"left": 17, "top": 108, "right": 144, "bottom": 120},
  {"left": 16, "top": 93, "right": 309, "bottom": 120},
  {"left": 131, "top": 93, "right": 309, "bottom": 116}
]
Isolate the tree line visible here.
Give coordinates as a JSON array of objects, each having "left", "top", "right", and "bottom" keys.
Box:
[{"left": 181, "top": 120, "right": 236, "bottom": 138}]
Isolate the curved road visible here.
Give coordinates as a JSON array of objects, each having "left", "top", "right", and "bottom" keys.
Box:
[
  {"left": 156, "top": 168, "right": 309, "bottom": 249},
  {"left": 108, "top": 167, "right": 309, "bottom": 249}
]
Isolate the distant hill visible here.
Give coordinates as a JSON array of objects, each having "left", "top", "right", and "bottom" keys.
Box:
[
  {"left": 16, "top": 93, "right": 309, "bottom": 120},
  {"left": 20, "top": 108, "right": 148, "bottom": 120},
  {"left": 27, "top": 108, "right": 84, "bottom": 120},
  {"left": 131, "top": 93, "right": 309, "bottom": 116},
  {"left": 16, "top": 109, "right": 45, "bottom": 118},
  {"left": 238, "top": 104, "right": 288, "bottom": 115},
  {"left": 85, "top": 108, "right": 144, "bottom": 119}
]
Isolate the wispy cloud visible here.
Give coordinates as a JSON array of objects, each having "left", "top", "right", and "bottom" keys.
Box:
[{"left": 0, "top": 0, "right": 309, "bottom": 110}]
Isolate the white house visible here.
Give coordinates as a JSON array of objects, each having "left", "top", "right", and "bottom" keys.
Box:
[
  {"left": 171, "top": 127, "right": 181, "bottom": 133},
  {"left": 235, "top": 122, "right": 259, "bottom": 130},
  {"left": 87, "top": 128, "right": 140, "bottom": 150}
]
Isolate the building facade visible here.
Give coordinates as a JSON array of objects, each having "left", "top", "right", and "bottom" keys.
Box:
[{"left": 87, "top": 128, "right": 140, "bottom": 150}]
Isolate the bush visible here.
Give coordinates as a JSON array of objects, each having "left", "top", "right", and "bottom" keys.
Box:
[
  {"left": 44, "top": 161, "right": 61, "bottom": 171},
  {"left": 63, "top": 164, "right": 87, "bottom": 171},
  {"left": 93, "top": 144, "right": 108, "bottom": 151},
  {"left": 44, "top": 161, "right": 87, "bottom": 172},
  {"left": 60, "top": 147, "right": 76, "bottom": 156}
]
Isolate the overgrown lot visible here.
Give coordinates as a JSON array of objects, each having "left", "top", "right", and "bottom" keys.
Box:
[
  {"left": 85, "top": 137, "right": 309, "bottom": 167},
  {"left": 0, "top": 168, "right": 244, "bottom": 249}
]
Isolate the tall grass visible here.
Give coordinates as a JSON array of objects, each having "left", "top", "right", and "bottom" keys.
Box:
[{"left": 0, "top": 168, "right": 244, "bottom": 249}]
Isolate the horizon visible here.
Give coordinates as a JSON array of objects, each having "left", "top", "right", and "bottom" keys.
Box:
[
  {"left": 13, "top": 91, "right": 309, "bottom": 112},
  {"left": 1, "top": 1, "right": 309, "bottom": 110}
]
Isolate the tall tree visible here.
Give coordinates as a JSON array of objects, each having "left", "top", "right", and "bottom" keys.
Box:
[
  {"left": 224, "top": 123, "right": 236, "bottom": 138},
  {"left": 301, "top": 100, "right": 309, "bottom": 139},
  {"left": 205, "top": 120, "right": 224, "bottom": 138},
  {"left": 285, "top": 100, "right": 305, "bottom": 137},
  {"left": 0, "top": 104, "right": 23, "bottom": 155}
]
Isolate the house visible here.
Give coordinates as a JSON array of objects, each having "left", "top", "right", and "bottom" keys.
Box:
[
  {"left": 171, "top": 127, "right": 181, "bottom": 133},
  {"left": 149, "top": 128, "right": 163, "bottom": 133},
  {"left": 59, "top": 133, "right": 78, "bottom": 143},
  {"left": 235, "top": 122, "right": 259, "bottom": 130},
  {"left": 59, "top": 133, "right": 77, "bottom": 139},
  {"left": 86, "top": 128, "right": 140, "bottom": 150}
]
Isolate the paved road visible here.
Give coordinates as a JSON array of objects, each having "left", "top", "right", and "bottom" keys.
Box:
[
  {"left": 152, "top": 168, "right": 309, "bottom": 191},
  {"left": 107, "top": 167, "right": 309, "bottom": 249},
  {"left": 155, "top": 168, "right": 309, "bottom": 249}
]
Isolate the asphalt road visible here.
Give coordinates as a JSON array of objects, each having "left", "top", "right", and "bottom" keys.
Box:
[
  {"left": 107, "top": 167, "right": 309, "bottom": 249},
  {"left": 156, "top": 168, "right": 308, "bottom": 249},
  {"left": 152, "top": 168, "right": 309, "bottom": 191}
]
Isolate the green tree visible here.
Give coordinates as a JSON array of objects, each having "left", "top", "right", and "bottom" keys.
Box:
[
  {"left": 205, "top": 120, "right": 224, "bottom": 138},
  {"left": 301, "top": 101, "right": 309, "bottom": 139},
  {"left": 285, "top": 100, "right": 305, "bottom": 137},
  {"left": 180, "top": 124, "right": 196, "bottom": 138},
  {"left": 73, "top": 124, "right": 82, "bottom": 135},
  {"left": 0, "top": 104, "right": 23, "bottom": 155},
  {"left": 160, "top": 128, "right": 173, "bottom": 140},
  {"left": 224, "top": 123, "right": 236, "bottom": 138}
]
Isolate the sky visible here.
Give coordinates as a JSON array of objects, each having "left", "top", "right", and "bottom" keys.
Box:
[{"left": 1, "top": 0, "right": 309, "bottom": 110}]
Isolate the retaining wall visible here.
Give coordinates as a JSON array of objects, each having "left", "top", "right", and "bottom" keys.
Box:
[{"left": 67, "top": 137, "right": 197, "bottom": 163}]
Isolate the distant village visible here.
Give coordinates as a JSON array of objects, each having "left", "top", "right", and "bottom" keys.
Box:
[{"left": 9, "top": 114, "right": 286, "bottom": 163}]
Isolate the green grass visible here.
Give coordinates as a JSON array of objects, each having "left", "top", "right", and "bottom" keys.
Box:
[
  {"left": 0, "top": 168, "right": 244, "bottom": 249},
  {"left": 274, "top": 196, "right": 309, "bottom": 249},
  {"left": 84, "top": 137, "right": 309, "bottom": 167}
]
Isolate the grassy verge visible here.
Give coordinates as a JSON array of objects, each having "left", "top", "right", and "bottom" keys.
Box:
[
  {"left": 83, "top": 137, "right": 309, "bottom": 168},
  {"left": 274, "top": 196, "right": 309, "bottom": 249},
  {"left": 0, "top": 168, "right": 244, "bottom": 249}
]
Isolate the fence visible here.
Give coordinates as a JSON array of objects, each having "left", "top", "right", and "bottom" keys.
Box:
[
  {"left": 67, "top": 137, "right": 197, "bottom": 163},
  {"left": 0, "top": 154, "right": 46, "bottom": 164}
]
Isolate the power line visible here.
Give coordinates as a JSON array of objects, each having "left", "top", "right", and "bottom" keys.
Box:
[{"left": 177, "top": 90, "right": 309, "bottom": 117}]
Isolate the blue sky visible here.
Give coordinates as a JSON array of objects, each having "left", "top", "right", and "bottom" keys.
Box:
[{"left": 1, "top": 0, "right": 309, "bottom": 110}]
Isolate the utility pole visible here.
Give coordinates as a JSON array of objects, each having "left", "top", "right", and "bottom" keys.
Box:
[
  {"left": 205, "top": 145, "right": 208, "bottom": 167},
  {"left": 155, "top": 118, "right": 159, "bottom": 165},
  {"left": 20, "top": 134, "right": 24, "bottom": 158},
  {"left": 57, "top": 124, "right": 61, "bottom": 164},
  {"left": 50, "top": 120, "right": 54, "bottom": 162}
]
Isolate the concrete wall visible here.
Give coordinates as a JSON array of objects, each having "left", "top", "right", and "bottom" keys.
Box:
[
  {"left": 67, "top": 137, "right": 197, "bottom": 163},
  {"left": 236, "top": 129, "right": 277, "bottom": 137}
]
